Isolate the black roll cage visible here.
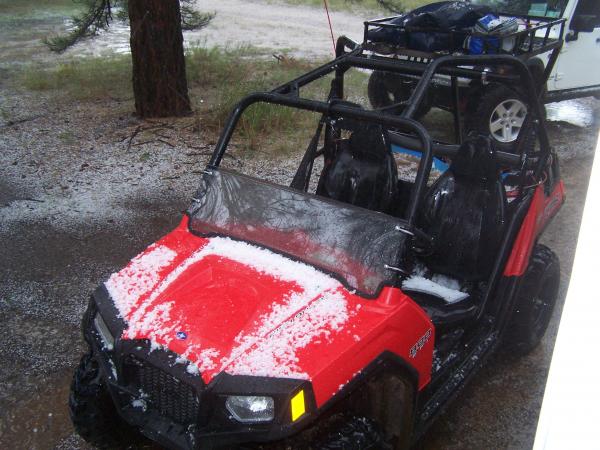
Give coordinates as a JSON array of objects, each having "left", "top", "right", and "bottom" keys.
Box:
[{"left": 208, "top": 35, "right": 557, "bottom": 228}]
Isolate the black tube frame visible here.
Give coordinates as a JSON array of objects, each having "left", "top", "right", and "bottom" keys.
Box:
[
  {"left": 207, "top": 36, "right": 556, "bottom": 222},
  {"left": 206, "top": 36, "right": 557, "bottom": 316},
  {"left": 209, "top": 91, "right": 432, "bottom": 229}
]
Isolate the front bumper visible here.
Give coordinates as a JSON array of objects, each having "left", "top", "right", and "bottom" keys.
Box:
[{"left": 84, "top": 287, "right": 317, "bottom": 450}]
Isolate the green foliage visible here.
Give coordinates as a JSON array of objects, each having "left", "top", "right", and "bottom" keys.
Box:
[
  {"left": 21, "top": 54, "right": 132, "bottom": 100},
  {"left": 44, "top": 0, "right": 113, "bottom": 52},
  {"left": 186, "top": 47, "right": 316, "bottom": 132},
  {"left": 0, "top": 0, "right": 78, "bottom": 17},
  {"left": 180, "top": 3, "right": 214, "bottom": 31}
]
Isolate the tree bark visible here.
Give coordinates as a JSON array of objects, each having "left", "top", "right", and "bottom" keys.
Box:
[{"left": 128, "top": 0, "right": 191, "bottom": 118}]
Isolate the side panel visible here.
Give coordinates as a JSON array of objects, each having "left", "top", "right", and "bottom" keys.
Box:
[
  {"left": 307, "top": 288, "right": 434, "bottom": 406},
  {"left": 504, "top": 181, "right": 565, "bottom": 276}
]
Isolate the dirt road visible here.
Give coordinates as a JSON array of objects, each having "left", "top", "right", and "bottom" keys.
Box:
[
  {"left": 0, "top": 0, "right": 365, "bottom": 68},
  {"left": 1, "top": 1, "right": 599, "bottom": 448},
  {"left": 68, "top": 0, "right": 364, "bottom": 59}
]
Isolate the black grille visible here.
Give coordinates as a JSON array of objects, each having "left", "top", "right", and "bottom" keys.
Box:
[{"left": 126, "top": 356, "right": 200, "bottom": 425}]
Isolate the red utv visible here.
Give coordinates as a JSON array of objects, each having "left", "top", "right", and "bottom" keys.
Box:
[{"left": 69, "top": 20, "right": 565, "bottom": 450}]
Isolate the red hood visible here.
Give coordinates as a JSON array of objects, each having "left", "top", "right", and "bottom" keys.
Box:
[
  {"left": 105, "top": 219, "right": 434, "bottom": 406},
  {"left": 106, "top": 221, "right": 361, "bottom": 380}
]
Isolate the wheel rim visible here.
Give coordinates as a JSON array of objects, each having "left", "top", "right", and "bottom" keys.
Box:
[{"left": 489, "top": 99, "right": 527, "bottom": 143}]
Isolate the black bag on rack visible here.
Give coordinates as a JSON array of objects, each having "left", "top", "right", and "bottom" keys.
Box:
[{"left": 368, "top": 1, "right": 492, "bottom": 52}]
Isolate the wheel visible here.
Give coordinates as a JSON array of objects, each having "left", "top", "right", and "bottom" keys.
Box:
[
  {"left": 504, "top": 245, "right": 560, "bottom": 355},
  {"left": 465, "top": 85, "right": 532, "bottom": 153},
  {"left": 69, "top": 352, "right": 143, "bottom": 449},
  {"left": 367, "top": 70, "right": 431, "bottom": 119},
  {"left": 313, "top": 415, "right": 387, "bottom": 450}
]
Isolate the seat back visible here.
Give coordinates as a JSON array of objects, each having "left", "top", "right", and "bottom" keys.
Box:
[
  {"left": 316, "top": 122, "right": 398, "bottom": 214},
  {"left": 419, "top": 136, "right": 507, "bottom": 281}
]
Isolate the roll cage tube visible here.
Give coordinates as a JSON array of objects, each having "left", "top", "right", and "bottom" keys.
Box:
[
  {"left": 208, "top": 92, "right": 432, "bottom": 230},
  {"left": 277, "top": 39, "right": 543, "bottom": 170},
  {"left": 401, "top": 54, "right": 552, "bottom": 175}
]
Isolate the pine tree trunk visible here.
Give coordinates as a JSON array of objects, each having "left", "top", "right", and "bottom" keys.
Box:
[{"left": 128, "top": 0, "right": 191, "bottom": 118}]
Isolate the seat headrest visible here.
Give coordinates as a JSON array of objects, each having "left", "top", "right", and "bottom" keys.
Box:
[
  {"left": 333, "top": 118, "right": 391, "bottom": 162},
  {"left": 450, "top": 135, "right": 499, "bottom": 182}
]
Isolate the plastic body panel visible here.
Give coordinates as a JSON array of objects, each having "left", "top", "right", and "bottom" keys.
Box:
[
  {"left": 104, "top": 216, "right": 434, "bottom": 409},
  {"left": 504, "top": 181, "right": 565, "bottom": 277}
]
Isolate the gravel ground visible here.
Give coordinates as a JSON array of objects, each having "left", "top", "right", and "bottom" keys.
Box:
[
  {"left": 1, "top": 0, "right": 600, "bottom": 448},
  {"left": 1, "top": 83, "right": 598, "bottom": 449}
]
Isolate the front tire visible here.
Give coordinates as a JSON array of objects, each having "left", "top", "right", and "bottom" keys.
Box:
[
  {"left": 504, "top": 245, "right": 560, "bottom": 355},
  {"left": 69, "top": 352, "right": 142, "bottom": 449},
  {"left": 313, "top": 415, "right": 387, "bottom": 450}
]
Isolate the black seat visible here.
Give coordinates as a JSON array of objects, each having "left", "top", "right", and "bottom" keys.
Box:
[
  {"left": 418, "top": 136, "right": 507, "bottom": 282},
  {"left": 316, "top": 122, "right": 398, "bottom": 214}
]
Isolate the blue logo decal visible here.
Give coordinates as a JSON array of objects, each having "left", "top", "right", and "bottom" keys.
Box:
[{"left": 176, "top": 331, "right": 188, "bottom": 340}]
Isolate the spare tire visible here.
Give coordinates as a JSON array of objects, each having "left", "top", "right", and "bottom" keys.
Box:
[
  {"left": 465, "top": 85, "right": 534, "bottom": 153},
  {"left": 368, "top": 70, "right": 431, "bottom": 119}
]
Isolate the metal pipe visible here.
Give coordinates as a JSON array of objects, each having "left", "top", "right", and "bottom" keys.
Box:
[
  {"left": 450, "top": 76, "right": 462, "bottom": 144},
  {"left": 272, "top": 44, "right": 361, "bottom": 95},
  {"left": 209, "top": 92, "right": 432, "bottom": 228},
  {"left": 343, "top": 55, "right": 519, "bottom": 82},
  {"left": 402, "top": 54, "right": 551, "bottom": 161}
]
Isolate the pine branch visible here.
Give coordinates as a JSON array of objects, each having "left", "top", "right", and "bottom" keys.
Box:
[
  {"left": 375, "top": 0, "right": 405, "bottom": 14},
  {"left": 181, "top": 6, "right": 215, "bottom": 31},
  {"left": 44, "top": 0, "right": 212, "bottom": 52},
  {"left": 45, "top": 0, "right": 116, "bottom": 53}
]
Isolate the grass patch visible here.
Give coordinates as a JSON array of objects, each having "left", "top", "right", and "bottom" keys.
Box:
[
  {"left": 0, "top": 0, "right": 81, "bottom": 19},
  {"left": 21, "top": 55, "right": 132, "bottom": 101},
  {"left": 186, "top": 47, "right": 323, "bottom": 150},
  {"left": 17, "top": 45, "right": 371, "bottom": 154},
  {"left": 58, "top": 130, "right": 77, "bottom": 145},
  {"left": 0, "top": 106, "right": 10, "bottom": 121}
]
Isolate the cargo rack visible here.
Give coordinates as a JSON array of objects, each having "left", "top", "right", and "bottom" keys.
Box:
[{"left": 363, "top": 14, "right": 566, "bottom": 60}]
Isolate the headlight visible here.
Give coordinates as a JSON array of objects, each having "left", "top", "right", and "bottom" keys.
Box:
[
  {"left": 94, "top": 312, "right": 115, "bottom": 350},
  {"left": 225, "top": 395, "right": 275, "bottom": 423}
]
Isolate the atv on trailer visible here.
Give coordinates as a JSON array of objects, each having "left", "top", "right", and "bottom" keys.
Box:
[{"left": 70, "top": 24, "right": 565, "bottom": 450}]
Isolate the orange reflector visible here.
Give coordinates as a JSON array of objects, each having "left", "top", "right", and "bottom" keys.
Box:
[{"left": 290, "top": 390, "right": 306, "bottom": 422}]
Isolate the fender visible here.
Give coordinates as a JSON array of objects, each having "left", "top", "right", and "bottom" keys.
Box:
[
  {"left": 307, "top": 287, "right": 434, "bottom": 406},
  {"left": 314, "top": 351, "right": 420, "bottom": 449},
  {"left": 320, "top": 350, "right": 419, "bottom": 411},
  {"left": 504, "top": 181, "right": 565, "bottom": 276}
]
